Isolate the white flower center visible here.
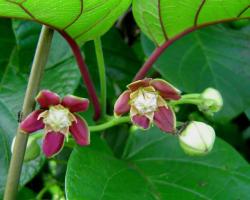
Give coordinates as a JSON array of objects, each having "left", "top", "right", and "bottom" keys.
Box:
[
  {"left": 39, "top": 105, "right": 76, "bottom": 133},
  {"left": 132, "top": 89, "right": 158, "bottom": 114}
]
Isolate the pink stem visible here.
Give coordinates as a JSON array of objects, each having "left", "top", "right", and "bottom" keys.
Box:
[
  {"left": 133, "top": 17, "right": 249, "bottom": 81},
  {"left": 60, "top": 31, "right": 101, "bottom": 120}
]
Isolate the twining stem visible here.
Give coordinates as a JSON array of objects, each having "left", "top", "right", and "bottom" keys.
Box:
[
  {"left": 94, "top": 37, "right": 107, "bottom": 117},
  {"left": 59, "top": 31, "right": 101, "bottom": 121},
  {"left": 4, "top": 26, "right": 54, "bottom": 200},
  {"left": 170, "top": 99, "right": 203, "bottom": 106}
]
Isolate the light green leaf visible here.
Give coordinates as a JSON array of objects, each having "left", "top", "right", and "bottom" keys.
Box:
[
  {"left": 66, "top": 127, "right": 250, "bottom": 199},
  {"left": 141, "top": 25, "right": 250, "bottom": 121},
  {"left": 0, "top": 0, "right": 131, "bottom": 44},
  {"left": 132, "top": 0, "right": 250, "bottom": 45}
]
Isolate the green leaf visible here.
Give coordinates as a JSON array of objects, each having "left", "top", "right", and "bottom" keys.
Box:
[
  {"left": 66, "top": 127, "right": 250, "bottom": 199},
  {"left": 132, "top": 0, "right": 250, "bottom": 46},
  {"left": 0, "top": 100, "right": 45, "bottom": 198},
  {"left": 0, "top": 0, "right": 131, "bottom": 44},
  {"left": 0, "top": 18, "right": 16, "bottom": 80},
  {"left": 141, "top": 25, "right": 250, "bottom": 121}
]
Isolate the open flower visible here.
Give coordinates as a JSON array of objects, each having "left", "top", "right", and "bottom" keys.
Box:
[
  {"left": 114, "top": 78, "right": 181, "bottom": 133},
  {"left": 20, "top": 90, "right": 90, "bottom": 157}
]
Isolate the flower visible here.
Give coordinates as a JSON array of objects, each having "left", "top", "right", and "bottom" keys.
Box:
[
  {"left": 178, "top": 121, "right": 215, "bottom": 156},
  {"left": 114, "top": 78, "right": 181, "bottom": 133},
  {"left": 20, "top": 90, "right": 90, "bottom": 157},
  {"left": 198, "top": 88, "right": 223, "bottom": 115}
]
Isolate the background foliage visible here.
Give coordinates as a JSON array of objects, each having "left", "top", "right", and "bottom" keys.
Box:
[{"left": 0, "top": 0, "right": 250, "bottom": 199}]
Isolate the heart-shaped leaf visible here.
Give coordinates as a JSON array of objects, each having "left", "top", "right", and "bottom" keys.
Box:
[
  {"left": 0, "top": 0, "right": 131, "bottom": 44},
  {"left": 132, "top": 0, "right": 250, "bottom": 45},
  {"left": 141, "top": 25, "right": 250, "bottom": 121},
  {"left": 66, "top": 127, "right": 250, "bottom": 199}
]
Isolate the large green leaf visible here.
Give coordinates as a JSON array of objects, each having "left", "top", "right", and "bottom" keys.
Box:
[
  {"left": 141, "top": 25, "right": 250, "bottom": 121},
  {"left": 0, "top": 0, "right": 131, "bottom": 44},
  {"left": 66, "top": 127, "right": 250, "bottom": 199},
  {"left": 132, "top": 0, "right": 250, "bottom": 46}
]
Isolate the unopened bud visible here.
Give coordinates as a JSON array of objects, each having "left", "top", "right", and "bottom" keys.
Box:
[
  {"left": 178, "top": 121, "right": 215, "bottom": 156},
  {"left": 199, "top": 88, "right": 223, "bottom": 115},
  {"left": 11, "top": 136, "right": 40, "bottom": 162}
]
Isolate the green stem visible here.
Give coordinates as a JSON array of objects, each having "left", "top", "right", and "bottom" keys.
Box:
[
  {"left": 4, "top": 26, "right": 54, "bottom": 200},
  {"left": 89, "top": 116, "right": 130, "bottom": 132},
  {"left": 170, "top": 99, "right": 203, "bottom": 106},
  {"left": 181, "top": 93, "right": 201, "bottom": 99},
  {"left": 94, "top": 37, "right": 107, "bottom": 117}
]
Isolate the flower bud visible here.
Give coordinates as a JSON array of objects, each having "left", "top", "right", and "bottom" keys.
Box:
[
  {"left": 199, "top": 88, "right": 223, "bottom": 115},
  {"left": 11, "top": 136, "right": 41, "bottom": 162},
  {"left": 178, "top": 121, "right": 215, "bottom": 156}
]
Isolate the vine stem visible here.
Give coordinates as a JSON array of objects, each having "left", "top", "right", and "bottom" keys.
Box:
[
  {"left": 133, "top": 17, "right": 250, "bottom": 81},
  {"left": 4, "top": 26, "right": 54, "bottom": 200},
  {"left": 94, "top": 37, "right": 107, "bottom": 117},
  {"left": 59, "top": 31, "right": 101, "bottom": 121}
]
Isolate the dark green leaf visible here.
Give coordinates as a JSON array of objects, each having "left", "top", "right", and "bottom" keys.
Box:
[
  {"left": 66, "top": 127, "right": 250, "bottom": 199},
  {"left": 141, "top": 25, "right": 250, "bottom": 121}
]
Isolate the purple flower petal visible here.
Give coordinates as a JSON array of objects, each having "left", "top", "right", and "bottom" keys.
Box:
[
  {"left": 69, "top": 115, "right": 90, "bottom": 146},
  {"left": 42, "top": 132, "right": 65, "bottom": 158},
  {"left": 150, "top": 79, "right": 181, "bottom": 100},
  {"left": 20, "top": 110, "right": 44, "bottom": 133},
  {"left": 132, "top": 115, "right": 150, "bottom": 129},
  {"left": 114, "top": 90, "right": 131, "bottom": 116},
  {"left": 62, "top": 95, "right": 89, "bottom": 113},
  {"left": 127, "top": 78, "right": 152, "bottom": 91},
  {"left": 36, "top": 90, "right": 60, "bottom": 108},
  {"left": 154, "top": 106, "right": 176, "bottom": 133}
]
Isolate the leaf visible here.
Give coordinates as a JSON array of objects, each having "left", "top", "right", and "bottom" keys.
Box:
[
  {"left": 0, "top": 0, "right": 131, "bottom": 44},
  {"left": 0, "top": 18, "right": 16, "bottom": 79},
  {"left": 66, "top": 127, "right": 250, "bottom": 199},
  {"left": 0, "top": 100, "right": 45, "bottom": 198},
  {"left": 132, "top": 0, "right": 250, "bottom": 46},
  {"left": 141, "top": 25, "right": 250, "bottom": 121}
]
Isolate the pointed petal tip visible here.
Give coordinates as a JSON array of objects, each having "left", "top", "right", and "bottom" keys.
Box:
[
  {"left": 62, "top": 95, "right": 89, "bottom": 113},
  {"left": 114, "top": 90, "right": 131, "bottom": 116},
  {"left": 20, "top": 110, "right": 45, "bottom": 133},
  {"left": 70, "top": 115, "right": 90, "bottom": 146},
  {"left": 150, "top": 79, "right": 181, "bottom": 100},
  {"left": 36, "top": 90, "right": 60, "bottom": 108},
  {"left": 42, "top": 132, "right": 65, "bottom": 158}
]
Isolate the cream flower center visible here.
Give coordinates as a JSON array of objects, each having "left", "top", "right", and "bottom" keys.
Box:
[
  {"left": 131, "top": 88, "right": 158, "bottom": 114},
  {"left": 39, "top": 105, "right": 76, "bottom": 134}
]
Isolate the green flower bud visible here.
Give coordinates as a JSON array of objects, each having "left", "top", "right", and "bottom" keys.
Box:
[
  {"left": 199, "top": 88, "right": 223, "bottom": 115},
  {"left": 11, "top": 136, "right": 41, "bottom": 162},
  {"left": 178, "top": 121, "right": 215, "bottom": 156}
]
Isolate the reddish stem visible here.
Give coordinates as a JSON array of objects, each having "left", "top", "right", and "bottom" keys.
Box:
[
  {"left": 133, "top": 17, "right": 250, "bottom": 81},
  {"left": 60, "top": 31, "right": 101, "bottom": 120}
]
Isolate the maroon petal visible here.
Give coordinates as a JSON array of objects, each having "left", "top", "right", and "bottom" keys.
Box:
[
  {"left": 69, "top": 115, "right": 90, "bottom": 146},
  {"left": 42, "top": 132, "right": 65, "bottom": 158},
  {"left": 114, "top": 90, "right": 131, "bottom": 116},
  {"left": 20, "top": 110, "right": 44, "bottom": 133},
  {"left": 154, "top": 106, "right": 176, "bottom": 133},
  {"left": 36, "top": 90, "right": 60, "bottom": 108},
  {"left": 62, "top": 95, "right": 89, "bottom": 113},
  {"left": 127, "top": 78, "right": 152, "bottom": 91},
  {"left": 150, "top": 79, "right": 181, "bottom": 100},
  {"left": 132, "top": 115, "right": 150, "bottom": 129}
]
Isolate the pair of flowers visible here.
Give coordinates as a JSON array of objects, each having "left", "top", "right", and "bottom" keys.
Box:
[{"left": 21, "top": 78, "right": 180, "bottom": 157}]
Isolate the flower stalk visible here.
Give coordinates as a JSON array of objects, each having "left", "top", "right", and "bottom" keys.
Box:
[
  {"left": 94, "top": 37, "right": 107, "bottom": 117},
  {"left": 4, "top": 26, "right": 54, "bottom": 200}
]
